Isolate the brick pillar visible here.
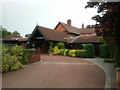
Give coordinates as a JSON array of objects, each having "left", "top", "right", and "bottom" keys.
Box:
[
  {"left": 116, "top": 67, "right": 120, "bottom": 89},
  {"left": 29, "top": 48, "right": 41, "bottom": 63}
]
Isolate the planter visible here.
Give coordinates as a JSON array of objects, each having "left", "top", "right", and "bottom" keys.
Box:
[{"left": 116, "top": 67, "right": 120, "bottom": 89}]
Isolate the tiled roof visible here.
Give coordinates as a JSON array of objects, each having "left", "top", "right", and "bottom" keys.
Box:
[
  {"left": 37, "top": 26, "right": 69, "bottom": 42},
  {"left": 60, "top": 22, "right": 81, "bottom": 35},
  {"left": 18, "top": 38, "right": 28, "bottom": 42},
  {"left": 70, "top": 34, "right": 101, "bottom": 43},
  {"left": 79, "top": 28, "right": 96, "bottom": 35},
  {"left": 3, "top": 33, "right": 22, "bottom": 41},
  {"left": 3, "top": 33, "right": 28, "bottom": 42},
  {"left": 56, "top": 22, "right": 96, "bottom": 35}
]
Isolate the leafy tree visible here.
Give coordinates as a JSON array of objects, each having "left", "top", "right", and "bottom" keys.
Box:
[
  {"left": 12, "top": 31, "right": 20, "bottom": 36},
  {"left": 0, "top": 26, "right": 11, "bottom": 39},
  {"left": 25, "top": 34, "right": 31, "bottom": 37},
  {"left": 85, "top": 1, "right": 120, "bottom": 67}
]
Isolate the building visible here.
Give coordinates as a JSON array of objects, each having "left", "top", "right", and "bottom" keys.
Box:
[
  {"left": 2, "top": 33, "right": 28, "bottom": 48},
  {"left": 28, "top": 25, "right": 69, "bottom": 53},
  {"left": 28, "top": 19, "right": 103, "bottom": 54}
]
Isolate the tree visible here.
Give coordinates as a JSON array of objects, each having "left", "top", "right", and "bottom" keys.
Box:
[
  {"left": 12, "top": 31, "right": 20, "bottom": 36},
  {"left": 85, "top": 1, "right": 120, "bottom": 67},
  {"left": 0, "top": 26, "right": 11, "bottom": 39},
  {"left": 25, "top": 34, "right": 31, "bottom": 38}
]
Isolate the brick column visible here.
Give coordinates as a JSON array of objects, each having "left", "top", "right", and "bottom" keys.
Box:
[
  {"left": 116, "top": 67, "right": 120, "bottom": 89},
  {"left": 29, "top": 48, "right": 41, "bottom": 63}
]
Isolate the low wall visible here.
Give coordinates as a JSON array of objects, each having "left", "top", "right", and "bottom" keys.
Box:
[
  {"left": 29, "top": 49, "right": 41, "bottom": 63},
  {"left": 116, "top": 67, "right": 120, "bottom": 89}
]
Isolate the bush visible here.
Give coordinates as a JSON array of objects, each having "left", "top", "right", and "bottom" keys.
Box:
[
  {"left": 60, "top": 49, "right": 66, "bottom": 55},
  {"left": 75, "top": 50, "right": 86, "bottom": 58},
  {"left": 63, "top": 49, "right": 70, "bottom": 56},
  {"left": 2, "top": 54, "right": 10, "bottom": 72},
  {"left": 57, "top": 42, "right": 65, "bottom": 49},
  {"left": 10, "top": 45, "right": 23, "bottom": 62},
  {"left": 49, "top": 42, "right": 65, "bottom": 54},
  {"left": 52, "top": 46, "right": 61, "bottom": 55},
  {"left": 22, "top": 49, "right": 32, "bottom": 64},
  {"left": 100, "top": 44, "right": 110, "bottom": 58},
  {"left": 2, "top": 44, "right": 32, "bottom": 72},
  {"left": 2, "top": 53, "right": 23, "bottom": 73},
  {"left": 84, "top": 44, "right": 95, "bottom": 58},
  {"left": 68, "top": 50, "right": 76, "bottom": 57},
  {"left": 104, "top": 58, "right": 115, "bottom": 63}
]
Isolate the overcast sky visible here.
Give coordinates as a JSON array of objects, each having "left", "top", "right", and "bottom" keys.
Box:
[{"left": 1, "top": 0, "right": 98, "bottom": 37}]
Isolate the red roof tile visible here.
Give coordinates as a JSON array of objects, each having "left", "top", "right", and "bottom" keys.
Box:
[
  {"left": 55, "top": 22, "right": 96, "bottom": 35},
  {"left": 70, "top": 34, "right": 101, "bottom": 43},
  {"left": 60, "top": 22, "right": 81, "bottom": 35},
  {"left": 79, "top": 28, "right": 96, "bottom": 35},
  {"left": 37, "top": 26, "right": 69, "bottom": 42},
  {"left": 18, "top": 38, "right": 28, "bottom": 41},
  {"left": 3, "top": 33, "right": 22, "bottom": 41}
]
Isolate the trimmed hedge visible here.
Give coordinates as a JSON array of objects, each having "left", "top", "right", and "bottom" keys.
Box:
[
  {"left": 75, "top": 50, "right": 86, "bottom": 58},
  {"left": 68, "top": 49, "right": 86, "bottom": 57},
  {"left": 84, "top": 44, "right": 95, "bottom": 58},
  {"left": 100, "top": 44, "right": 110, "bottom": 58},
  {"left": 50, "top": 46, "right": 87, "bottom": 58}
]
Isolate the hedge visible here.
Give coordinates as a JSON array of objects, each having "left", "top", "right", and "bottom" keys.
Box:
[
  {"left": 84, "top": 44, "right": 95, "bottom": 58},
  {"left": 75, "top": 50, "right": 86, "bottom": 58},
  {"left": 100, "top": 44, "right": 110, "bottom": 58}
]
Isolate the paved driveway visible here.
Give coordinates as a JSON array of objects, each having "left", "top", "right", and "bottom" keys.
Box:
[{"left": 2, "top": 54, "right": 105, "bottom": 88}]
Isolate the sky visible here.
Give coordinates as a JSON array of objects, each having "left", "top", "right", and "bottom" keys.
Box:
[{"left": 1, "top": 0, "right": 98, "bottom": 37}]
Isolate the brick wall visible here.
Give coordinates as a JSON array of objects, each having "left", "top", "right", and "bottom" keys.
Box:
[
  {"left": 116, "top": 68, "right": 120, "bottom": 89},
  {"left": 29, "top": 49, "right": 41, "bottom": 63},
  {"left": 55, "top": 24, "right": 66, "bottom": 32}
]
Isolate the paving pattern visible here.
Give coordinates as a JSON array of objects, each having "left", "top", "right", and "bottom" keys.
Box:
[{"left": 2, "top": 54, "right": 106, "bottom": 88}]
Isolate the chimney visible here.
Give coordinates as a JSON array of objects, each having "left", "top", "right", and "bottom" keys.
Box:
[
  {"left": 82, "top": 23, "right": 84, "bottom": 28},
  {"left": 67, "top": 19, "right": 71, "bottom": 26}
]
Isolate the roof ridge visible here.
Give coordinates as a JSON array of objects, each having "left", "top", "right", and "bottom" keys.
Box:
[
  {"left": 38, "top": 25, "right": 68, "bottom": 34},
  {"left": 60, "top": 22, "right": 80, "bottom": 30}
]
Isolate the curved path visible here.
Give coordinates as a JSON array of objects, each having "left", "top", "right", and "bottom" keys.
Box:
[
  {"left": 2, "top": 54, "right": 105, "bottom": 88},
  {"left": 84, "top": 58, "right": 116, "bottom": 88}
]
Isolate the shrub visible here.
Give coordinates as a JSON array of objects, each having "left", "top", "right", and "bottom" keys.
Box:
[
  {"left": 75, "top": 50, "right": 86, "bottom": 58},
  {"left": 10, "top": 45, "right": 23, "bottom": 62},
  {"left": 68, "top": 50, "right": 76, "bottom": 57},
  {"left": 100, "top": 44, "right": 111, "bottom": 58},
  {"left": 2, "top": 54, "right": 10, "bottom": 72},
  {"left": 52, "top": 46, "right": 61, "bottom": 55},
  {"left": 2, "top": 53, "right": 23, "bottom": 73},
  {"left": 10, "top": 61, "right": 23, "bottom": 71},
  {"left": 60, "top": 49, "right": 66, "bottom": 55},
  {"left": 49, "top": 42, "right": 65, "bottom": 54},
  {"left": 63, "top": 49, "right": 70, "bottom": 56},
  {"left": 1, "top": 44, "right": 30, "bottom": 72},
  {"left": 104, "top": 58, "right": 115, "bottom": 63},
  {"left": 57, "top": 42, "right": 65, "bottom": 49},
  {"left": 84, "top": 44, "right": 95, "bottom": 58},
  {"left": 22, "top": 49, "right": 32, "bottom": 64}
]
